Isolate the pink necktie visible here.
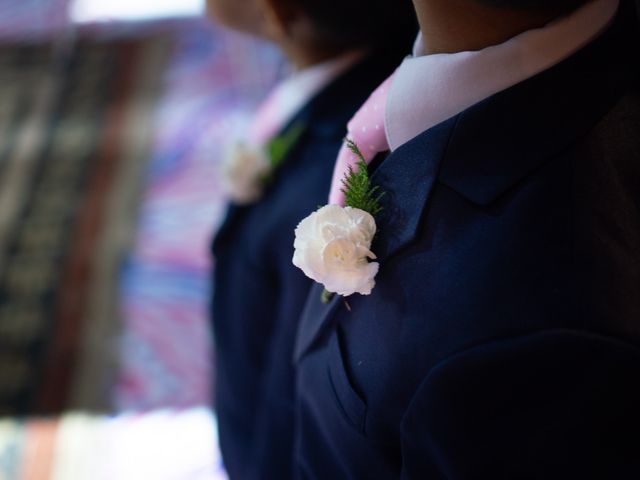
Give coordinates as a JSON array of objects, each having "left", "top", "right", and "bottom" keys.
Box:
[{"left": 328, "top": 74, "right": 394, "bottom": 206}]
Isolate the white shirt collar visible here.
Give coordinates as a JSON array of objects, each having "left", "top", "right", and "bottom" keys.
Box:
[
  {"left": 385, "top": 0, "right": 619, "bottom": 152},
  {"left": 249, "top": 50, "right": 366, "bottom": 144}
]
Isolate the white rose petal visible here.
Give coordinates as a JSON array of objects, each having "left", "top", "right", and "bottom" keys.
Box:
[
  {"left": 293, "top": 205, "right": 379, "bottom": 297},
  {"left": 221, "top": 142, "right": 271, "bottom": 205}
]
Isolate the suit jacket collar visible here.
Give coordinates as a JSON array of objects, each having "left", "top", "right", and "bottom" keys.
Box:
[
  {"left": 373, "top": 0, "right": 638, "bottom": 259},
  {"left": 438, "top": 0, "right": 638, "bottom": 207}
]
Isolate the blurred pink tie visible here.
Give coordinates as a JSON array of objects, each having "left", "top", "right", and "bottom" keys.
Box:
[
  {"left": 248, "top": 89, "right": 284, "bottom": 145},
  {"left": 328, "top": 74, "right": 394, "bottom": 206}
]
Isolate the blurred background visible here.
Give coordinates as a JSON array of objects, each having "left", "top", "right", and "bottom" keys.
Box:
[{"left": 0, "top": 0, "right": 282, "bottom": 477}]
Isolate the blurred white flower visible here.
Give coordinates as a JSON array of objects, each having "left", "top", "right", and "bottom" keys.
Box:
[{"left": 221, "top": 142, "right": 270, "bottom": 205}]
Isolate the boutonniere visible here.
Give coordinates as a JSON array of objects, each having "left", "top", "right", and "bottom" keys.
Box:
[
  {"left": 221, "top": 122, "right": 305, "bottom": 205},
  {"left": 293, "top": 140, "right": 384, "bottom": 303}
]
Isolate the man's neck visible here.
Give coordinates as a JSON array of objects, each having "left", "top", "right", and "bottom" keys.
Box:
[
  {"left": 280, "top": 42, "right": 344, "bottom": 70},
  {"left": 413, "top": 0, "right": 566, "bottom": 55}
]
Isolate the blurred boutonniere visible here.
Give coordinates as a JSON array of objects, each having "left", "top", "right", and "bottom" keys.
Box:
[
  {"left": 293, "top": 140, "right": 384, "bottom": 303},
  {"left": 221, "top": 122, "right": 305, "bottom": 205}
]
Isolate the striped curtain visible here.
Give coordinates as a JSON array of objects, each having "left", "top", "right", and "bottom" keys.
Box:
[
  {"left": 0, "top": 35, "right": 171, "bottom": 415},
  {"left": 0, "top": 0, "right": 72, "bottom": 40}
]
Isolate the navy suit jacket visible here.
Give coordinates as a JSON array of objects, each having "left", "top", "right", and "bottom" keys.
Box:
[
  {"left": 294, "top": 4, "right": 640, "bottom": 479},
  {"left": 211, "top": 52, "right": 406, "bottom": 480}
]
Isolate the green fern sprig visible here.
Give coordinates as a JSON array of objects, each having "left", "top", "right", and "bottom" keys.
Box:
[
  {"left": 259, "top": 122, "right": 306, "bottom": 186},
  {"left": 341, "top": 139, "right": 384, "bottom": 216},
  {"left": 267, "top": 122, "right": 305, "bottom": 169},
  {"left": 320, "top": 140, "right": 384, "bottom": 304}
]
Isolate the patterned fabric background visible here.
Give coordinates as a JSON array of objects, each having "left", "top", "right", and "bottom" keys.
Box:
[
  {"left": 0, "top": 2, "right": 282, "bottom": 414},
  {"left": 0, "top": 7, "right": 281, "bottom": 479},
  {"left": 115, "top": 19, "right": 282, "bottom": 410},
  {"left": 0, "top": 34, "right": 171, "bottom": 415},
  {"left": 0, "top": 0, "right": 71, "bottom": 41},
  {"left": 0, "top": 1, "right": 281, "bottom": 477}
]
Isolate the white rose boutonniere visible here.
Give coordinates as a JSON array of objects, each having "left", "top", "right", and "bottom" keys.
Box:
[
  {"left": 293, "top": 140, "right": 384, "bottom": 301},
  {"left": 293, "top": 205, "right": 379, "bottom": 296},
  {"left": 221, "top": 123, "right": 305, "bottom": 205}
]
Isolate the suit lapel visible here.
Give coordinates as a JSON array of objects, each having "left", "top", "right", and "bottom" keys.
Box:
[
  {"left": 293, "top": 118, "right": 458, "bottom": 362},
  {"left": 211, "top": 203, "right": 242, "bottom": 257},
  {"left": 370, "top": 117, "right": 458, "bottom": 260},
  {"left": 294, "top": 284, "right": 343, "bottom": 362}
]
